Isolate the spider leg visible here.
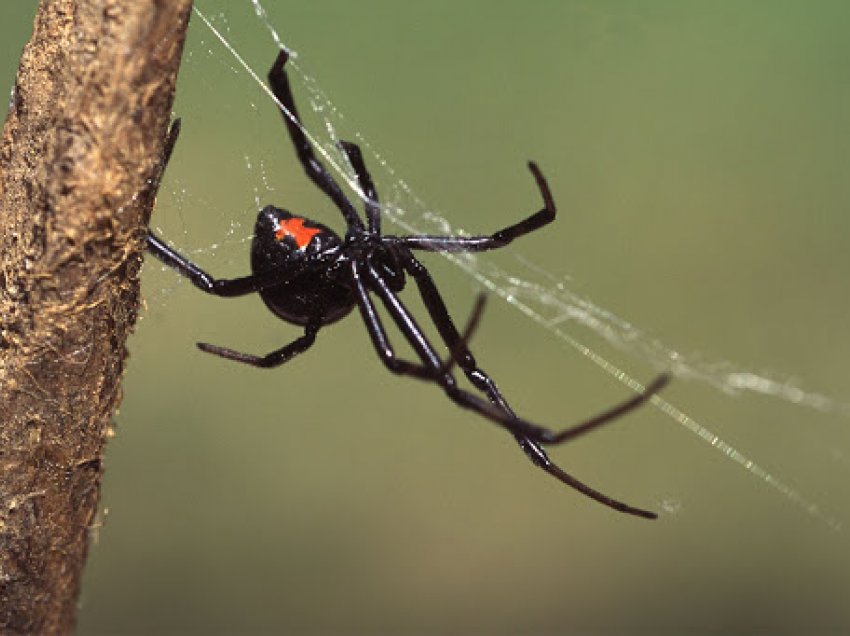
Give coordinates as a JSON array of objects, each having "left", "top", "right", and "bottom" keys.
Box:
[
  {"left": 147, "top": 232, "right": 322, "bottom": 297},
  {"left": 350, "top": 261, "right": 443, "bottom": 381},
  {"left": 355, "top": 263, "right": 544, "bottom": 446},
  {"left": 338, "top": 140, "right": 381, "bottom": 235},
  {"left": 518, "top": 438, "right": 658, "bottom": 518},
  {"left": 364, "top": 255, "right": 661, "bottom": 446},
  {"left": 398, "top": 162, "right": 556, "bottom": 252},
  {"left": 268, "top": 50, "right": 364, "bottom": 230},
  {"left": 148, "top": 118, "right": 323, "bottom": 297},
  {"left": 161, "top": 117, "right": 181, "bottom": 169},
  {"left": 399, "top": 247, "right": 669, "bottom": 433},
  {"left": 438, "top": 293, "right": 487, "bottom": 376},
  {"left": 196, "top": 322, "right": 320, "bottom": 368},
  {"left": 398, "top": 249, "right": 515, "bottom": 405},
  {"left": 364, "top": 255, "right": 665, "bottom": 518}
]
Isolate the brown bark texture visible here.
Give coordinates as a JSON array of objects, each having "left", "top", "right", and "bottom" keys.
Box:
[{"left": 0, "top": 0, "right": 192, "bottom": 632}]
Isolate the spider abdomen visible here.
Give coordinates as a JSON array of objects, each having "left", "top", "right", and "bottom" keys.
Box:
[
  {"left": 257, "top": 275, "right": 355, "bottom": 326},
  {"left": 252, "top": 205, "right": 354, "bottom": 326}
]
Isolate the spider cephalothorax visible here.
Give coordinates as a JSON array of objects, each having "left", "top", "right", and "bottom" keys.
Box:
[{"left": 148, "top": 49, "right": 668, "bottom": 518}]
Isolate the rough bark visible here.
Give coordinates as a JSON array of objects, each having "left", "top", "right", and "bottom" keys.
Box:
[{"left": 0, "top": 0, "right": 192, "bottom": 632}]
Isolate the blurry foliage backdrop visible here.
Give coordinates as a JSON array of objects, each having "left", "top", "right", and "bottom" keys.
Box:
[{"left": 3, "top": 2, "right": 850, "bottom": 634}]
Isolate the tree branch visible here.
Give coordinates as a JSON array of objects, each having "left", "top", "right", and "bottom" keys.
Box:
[{"left": 0, "top": 0, "right": 192, "bottom": 631}]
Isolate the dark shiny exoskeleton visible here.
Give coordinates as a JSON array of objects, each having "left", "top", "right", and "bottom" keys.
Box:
[
  {"left": 147, "top": 49, "right": 669, "bottom": 519},
  {"left": 252, "top": 205, "right": 353, "bottom": 326}
]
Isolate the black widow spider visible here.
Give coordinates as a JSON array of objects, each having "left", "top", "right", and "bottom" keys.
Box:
[{"left": 148, "top": 50, "right": 669, "bottom": 519}]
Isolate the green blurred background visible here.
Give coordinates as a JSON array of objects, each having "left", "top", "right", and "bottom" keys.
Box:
[{"left": 4, "top": 2, "right": 850, "bottom": 633}]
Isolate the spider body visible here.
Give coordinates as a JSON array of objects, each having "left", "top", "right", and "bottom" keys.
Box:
[
  {"left": 148, "top": 49, "right": 668, "bottom": 518},
  {"left": 252, "top": 205, "right": 354, "bottom": 326}
]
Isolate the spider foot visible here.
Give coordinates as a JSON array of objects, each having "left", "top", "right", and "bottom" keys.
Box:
[
  {"left": 538, "top": 373, "right": 671, "bottom": 446},
  {"left": 518, "top": 436, "right": 658, "bottom": 519}
]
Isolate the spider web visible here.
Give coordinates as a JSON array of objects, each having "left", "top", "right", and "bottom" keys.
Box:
[{"left": 149, "top": 0, "right": 850, "bottom": 531}]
